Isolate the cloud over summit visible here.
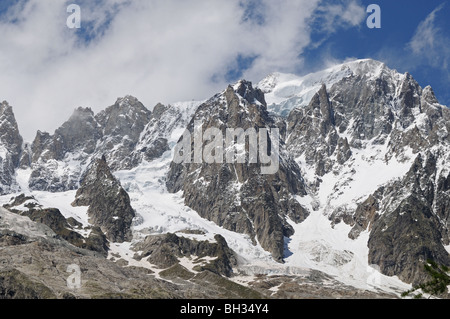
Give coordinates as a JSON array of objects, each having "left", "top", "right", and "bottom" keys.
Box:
[{"left": 0, "top": 0, "right": 366, "bottom": 141}]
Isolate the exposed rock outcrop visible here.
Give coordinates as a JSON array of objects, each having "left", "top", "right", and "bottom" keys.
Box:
[
  {"left": 0, "top": 101, "right": 23, "bottom": 195},
  {"left": 166, "top": 81, "right": 308, "bottom": 262},
  {"left": 3, "top": 194, "right": 109, "bottom": 256},
  {"left": 72, "top": 157, "right": 135, "bottom": 243},
  {"left": 28, "top": 96, "right": 151, "bottom": 192},
  {"left": 133, "top": 233, "right": 237, "bottom": 277},
  {"left": 365, "top": 153, "right": 450, "bottom": 284}
]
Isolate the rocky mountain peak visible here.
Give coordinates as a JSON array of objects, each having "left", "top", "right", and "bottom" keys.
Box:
[
  {"left": 0, "top": 100, "right": 23, "bottom": 165},
  {"left": 55, "top": 106, "right": 101, "bottom": 156},
  {"left": 131, "top": 100, "right": 203, "bottom": 166},
  {"left": 422, "top": 85, "right": 439, "bottom": 105},
  {"left": 72, "top": 106, "right": 95, "bottom": 116},
  {"left": 398, "top": 72, "right": 422, "bottom": 114},
  {"left": 27, "top": 95, "right": 154, "bottom": 192},
  {"left": 0, "top": 100, "right": 14, "bottom": 118},
  {"left": 0, "top": 100, "right": 23, "bottom": 195},
  {"left": 316, "top": 84, "right": 335, "bottom": 128},
  {"left": 229, "top": 80, "right": 267, "bottom": 107},
  {"left": 93, "top": 96, "right": 152, "bottom": 170},
  {"left": 167, "top": 80, "right": 308, "bottom": 262},
  {"left": 72, "top": 156, "right": 135, "bottom": 243},
  {"left": 116, "top": 95, "right": 142, "bottom": 108},
  {"left": 281, "top": 59, "right": 450, "bottom": 284},
  {"left": 151, "top": 103, "right": 170, "bottom": 120},
  {"left": 96, "top": 95, "right": 151, "bottom": 137},
  {"left": 78, "top": 155, "right": 114, "bottom": 186}
]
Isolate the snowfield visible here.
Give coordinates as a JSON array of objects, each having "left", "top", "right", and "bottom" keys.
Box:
[{"left": 2, "top": 161, "right": 412, "bottom": 295}]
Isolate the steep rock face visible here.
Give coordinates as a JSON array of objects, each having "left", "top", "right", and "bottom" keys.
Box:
[
  {"left": 287, "top": 84, "right": 341, "bottom": 177},
  {"left": 166, "top": 81, "right": 308, "bottom": 262},
  {"left": 30, "top": 107, "right": 101, "bottom": 164},
  {"left": 0, "top": 102, "right": 23, "bottom": 165},
  {"left": 286, "top": 61, "right": 415, "bottom": 180},
  {"left": 94, "top": 95, "right": 152, "bottom": 170},
  {"left": 345, "top": 152, "right": 450, "bottom": 284},
  {"left": 283, "top": 59, "right": 450, "bottom": 284},
  {"left": 368, "top": 194, "right": 450, "bottom": 285},
  {"left": 28, "top": 96, "right": 151, "bottom": 192},
  {"left": 133, "top": 103, "right": 171, "bottom": 163},
  {"left": 72, "top": 156, "right": 135, "bottom": 243},
  {"left": 133, "top": 233, "right": 237, "bottom": 277},
  {"left": 29, "top": 107, "right": 99, "bottom": 192},
  {"left": 131, "top": 101, "right": 202, "bottom": 166},
  {"left": 0, "top": 101, "right": 23, "bottom": 194}
]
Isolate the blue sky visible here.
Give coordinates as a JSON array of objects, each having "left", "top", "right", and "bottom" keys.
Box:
[
  {"left": 300, "top": 0, "right": 450, "bottom": 106},
  {"left": 0, "top": 0, "right": 448, "bottom": 140}
]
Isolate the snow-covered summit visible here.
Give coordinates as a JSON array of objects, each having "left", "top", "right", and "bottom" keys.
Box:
[{"left": 257, "top": 59, "right": 406, "bottom": 117}]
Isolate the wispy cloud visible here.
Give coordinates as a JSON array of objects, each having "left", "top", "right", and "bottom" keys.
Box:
[
  {"left": 408, "top": 3, "right": 450, "bottom": 70},
  {"left": 310, "top": 0, "right": 365, "bottom": 33},
  {"left": 0, "top": 0, "right": 366, "bottom": 140}
]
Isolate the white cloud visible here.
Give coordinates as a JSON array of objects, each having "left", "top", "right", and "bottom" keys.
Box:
[
  {"left": 0, "top": 0, "right": 365, "bottom": 141},
  {"left": 311, "top": 0, "right": 365, "bottom": 33},
  {"left": 408, "top": 3, "right": 450, "bottom": 70}
]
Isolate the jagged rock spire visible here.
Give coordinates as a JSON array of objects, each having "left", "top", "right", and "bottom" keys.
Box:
[{"left": 72, "top": 156, "right": 135, "bottom": 243}]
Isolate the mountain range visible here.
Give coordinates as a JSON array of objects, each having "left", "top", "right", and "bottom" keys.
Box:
[{"left": 0, "top": 58, "right": 449, "bottom": 299}]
